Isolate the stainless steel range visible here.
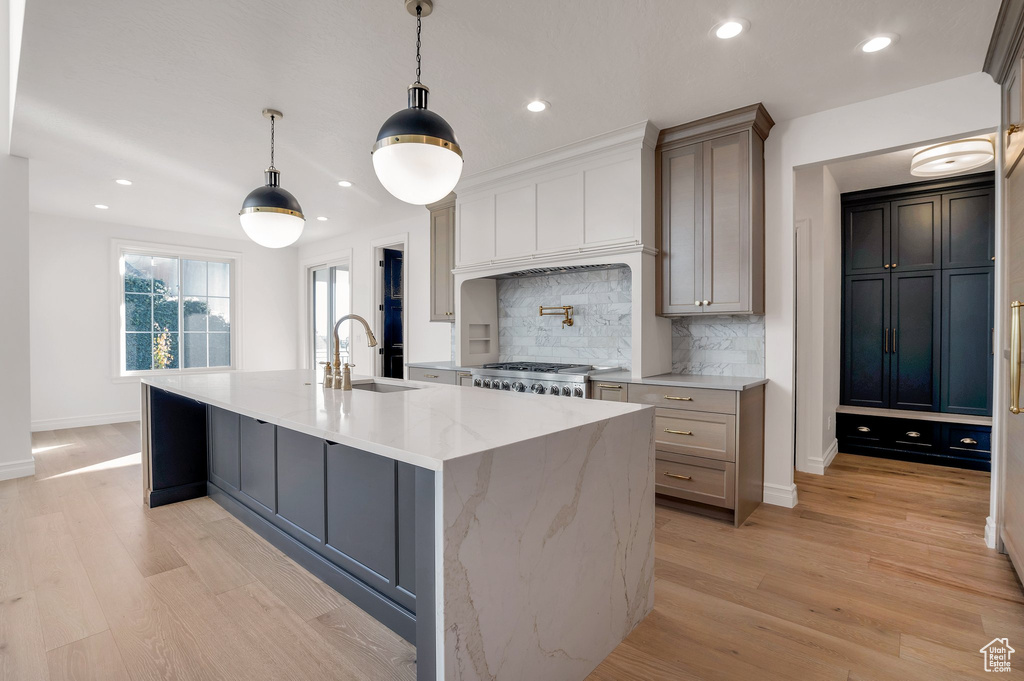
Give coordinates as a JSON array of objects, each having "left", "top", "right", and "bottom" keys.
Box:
[{"left": 470, "top": 362, "right": 592, "bottom": 398}]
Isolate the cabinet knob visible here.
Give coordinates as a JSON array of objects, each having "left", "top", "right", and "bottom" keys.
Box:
[
  {"left": 884, "top": 264, "right": 890, "bottom": 269},
  {"left": 702, "top": 300, "right": 710, "bottom": 306},
  {"left": 905, "top": 431, "right": 921, "bottom": 438},
  {"left": 891, "top": 263, "right": 897, "bottom": 268},
  {"left": 694, "top": 300, "right": 702, "bottom": 307},
  {"left": 960, "top": 437, "right": 978, "bottom": 445},
  {"left": 856, "top": 426, "right": 871, "bottom": 433}
]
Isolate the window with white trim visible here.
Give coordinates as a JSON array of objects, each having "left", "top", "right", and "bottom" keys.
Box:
[{"left": 120, "top": 250, "right": 236, "bottom": 374}]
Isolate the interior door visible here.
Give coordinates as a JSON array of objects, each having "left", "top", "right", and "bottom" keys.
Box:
[
  {"left": 842, "top": 273, "right": 891, "bottom": 408},
  {"left": 890, "top": 271, "right": 941, "bottom": 411},
  {"left": 1003, "top": 145, "right": 1024, "bottom": 568},
  {"left": 381, "top": 248, "right": 404, "bottom": 379}
]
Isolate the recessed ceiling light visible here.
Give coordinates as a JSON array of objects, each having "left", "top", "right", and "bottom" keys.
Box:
[
  {"left": 526, "top": 100, "right": 550, "bottom": 113},
  {"left": 316, "top": 216, "right": 329, "bottom": 221},
  {"left": 337, "top": 180, "right": 353, "bottom": 188},
  {"left": 860, "top": 34, "right": 898, "bottom": 53},
  {"left": 114, "top": 178, "right": 133, "bottom": 186},
  {"left": 711, "top": 19, "right": 749, "bottom": 40},
  {"left": 94, "top": 204, "right": 109, "bottom": 210}
]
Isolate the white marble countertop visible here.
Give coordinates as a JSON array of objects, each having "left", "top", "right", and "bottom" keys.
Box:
[
  {"left": 143, "top": 370, "right": 646, "bottom": 471},
  {"left": 592, "top": 370, "right": 768, "bottom": 391},
  {"left": 405, "top": 360, "right": 478, "bottom": 371}
]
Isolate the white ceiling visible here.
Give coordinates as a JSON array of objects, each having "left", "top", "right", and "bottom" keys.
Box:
[
  {"left": 11, "top": 0, "right": 1000, "bottom": 243},
  {"left": 826, "top": 136, "right": 997, "bottom": 194}
]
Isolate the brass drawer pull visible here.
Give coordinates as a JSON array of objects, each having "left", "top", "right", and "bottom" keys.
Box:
[
  {"left": 664, "top": 428, "right": 693, "bottom": 436},
  {"left": 597, "top": 384, "right": 622, "bottom": 389},
  {"left": 905, "top": 431, "right": 921, "bottom": 438},
  {"left": 856, "top": 426, "right": 871, "bottom": 433},
  {"left": 423, "top": 374, "right": 439, "bottom": 378},
  {"left": 960, "top": 437, "right": 978, "bottom": 445},
  {"left": 663, "top": 472, "right": 692, "bottom": 481},
  {"left": 664, "top": 396, "right": 693, "bottom": 401}
]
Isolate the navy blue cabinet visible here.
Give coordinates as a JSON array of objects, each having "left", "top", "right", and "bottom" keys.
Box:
[
  {"left": 276, "top": 428, "right": 326, "bottom": 543},
  {"left": 209, "top": 406, "right": 240, "bottom": 491},
  {"left": 943, "top": 188, "right": 995, "bottom": 269},
  {"left": 941, "top": 268, "right": 994, "bottom": 415},
  {"left": 239, "top": 416, "right": 276, "bottom": 513},
  {"left": 844, "top": 202, "right": 890, "bottom": 274},
  {"left": 890, "top": 271, "right": 941, "bottom": 411},
  {"left": 891, "top": 195, "right": 941, "bottom": 271},
  {"left": 842, "top": 274, "right": 890, "bottom": 408}
]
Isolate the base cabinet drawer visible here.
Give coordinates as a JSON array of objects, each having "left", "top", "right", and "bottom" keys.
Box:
[
  {"left": 592, "top": 381, "right": 628, "bottom": 402},
  {"left": 655, "top": 454, "right": 735, "bottom": 509},
  {"left": 655, "top": 409, "right": 735, "bottom": 461},
  {"left": 836, "top": 412, "right": 991, "bottom": 470},
  {"left": 627, "top": 384, "right": 737, "bottom": 414},
  {"left": 409, "top": 367, "right": 457, "bottom": 385},
  {"left": 942, "top": 423, "right": 991, "bottom": 459}
]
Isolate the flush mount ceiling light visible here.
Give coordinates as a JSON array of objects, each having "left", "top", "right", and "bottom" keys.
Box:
[
  {"left": 114, "top": 178, "right": 133, "bottom": 186},
  {"left": 239, "top": 109, "right": 305, "bottom": 248},
  {"left": 910, "top": 137, "right": 994, "bottom": 177},
  {"left": 337, "top": 180, "right": 353, "bottom": 187},
  {"left": 371, "top": 0, "right": 463, "bottom": 205},
  {"left": 526, "top": 99, "right": 550, "bottom": 113},
  {"left": 711, "top": 18, "right": 749, "bottom": 39},
  {"left": 859, "top": 34, "right": 898, "bottom": 53}
]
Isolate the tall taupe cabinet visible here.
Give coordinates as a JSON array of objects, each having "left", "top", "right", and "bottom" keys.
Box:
[
  {"left": 428, "top": 193, "right": 456, "bottom": 322},
  {"left": 656, "top": 104, "right": 774, "bottom": 316}
]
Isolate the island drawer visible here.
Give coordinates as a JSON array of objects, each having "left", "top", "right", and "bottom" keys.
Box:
[
  {"left": 628, "top": 384, "right": 736, "bottom": 414},
  {"left": 655, "top": 453, "right": 735, "bottom": 509},
  {"left": 409, "top": 367, "right": 457, "bottom": 385},
  {"left": 654, "top": 408, "right": 735, "bottom": 462}
]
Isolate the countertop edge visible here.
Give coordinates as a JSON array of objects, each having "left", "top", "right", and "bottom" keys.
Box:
[{"left": 592, "top": 371, "right": 768, "bottom": 391}]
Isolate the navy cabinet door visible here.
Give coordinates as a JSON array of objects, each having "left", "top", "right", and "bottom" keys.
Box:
[
  {"left": 209, "top": 406, "right": 240, "bottom": 491},
  {"left": 943, "top": 188, "right": 995, "bottom": 269},
  {"left": 891, "top": 195, "right": 941, "bottom": 271},
  {"left": 941, "top": 267, "right": 994, "bottom": 415},
  {"left": 239, "top": 416, "right": 276, "bottom": 513},
  {"left": 276, "top": 428, "right": 325, "bottom": 543},
  {"left": 890, "top": 271, "right": 941, "bottom": 411},
  {"left": 844, "top": 202, "right": 890, "bottom": 274},
  {"left": 842, "top": 274, "right": 891, "bottom": 408}
]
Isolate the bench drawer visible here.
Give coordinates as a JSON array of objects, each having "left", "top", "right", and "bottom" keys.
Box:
[
  {"left": 627, "top": 384, "right": 736, "bottom": 414},
  {"left": 655, "top": 454, "right": 735, "bottom": 509},
  {"left": 654, "top": 409, "right": 735, "bottom": 462}
]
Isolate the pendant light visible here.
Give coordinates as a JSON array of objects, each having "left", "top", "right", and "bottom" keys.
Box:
[
  {"left": 372, "top": 0, "right": 463, "bottom": 205},
  {"left": 239, "top": 109, "right": 305, "bottom": 248}
]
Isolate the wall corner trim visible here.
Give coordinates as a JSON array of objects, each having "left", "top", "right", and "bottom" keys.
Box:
[
  {"left": 762, "top": 481, "right": 799, "bottom": 508},
  {"left": 0, "top": 458, "right": 35, "bottom": 482},
  {"left": 986, "top": 515, "right": 999, "bottom": 550},
  {"left": 803, "top": 439, "right": 839, "bottom": 476}
]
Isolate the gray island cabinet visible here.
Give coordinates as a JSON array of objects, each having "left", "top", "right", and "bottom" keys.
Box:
[{"left": 141, "top": 370, "right": 655, "bottom": 681}]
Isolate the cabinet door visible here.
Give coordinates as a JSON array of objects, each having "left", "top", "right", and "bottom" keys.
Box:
[
  {"left": 276, "top": 428, "right": 325, "bottom": 542},
  {"left": 890, "top": 271, "right": 941, "bottom": 411},
  {"left": 239, "top": 416, "right": 276, "bottom": 513},
  {"left": 842, "top": 274, "right": 890, "bottom": 408},
  {"left": 457, "top": 371, "right": 474, "bottom": 386},
  {"left": 844, "top": 202, "right": 890, "bottom": 274},
  {"left": 943, "top": 188, "right": 995, "bottom": 269},
  {"left": 409, "top": 367, "right": 456, "bottom": 384},
  {"left": 209, "top": 406, "right": 240, "bottom": 491},
  {"left": 941, "top": 267, "right": 994, "bottom": 415},
  {"left": 659, "top": 142, "right": 703, "bottom": 314},
  {"left": 702, "top": 132, "right": 750, "bottom": 313},
  {"left": 591, "top": 381, "right": 627, "bottom": 401},
  {"left": 430, "top": 205, "right": 455, "bottom": 321},
  {"left": 891, "top": 195, "right": 940, "bottom": 271}
]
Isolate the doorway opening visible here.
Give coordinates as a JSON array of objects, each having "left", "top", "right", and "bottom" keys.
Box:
[
  {"left": 309, "top": 259, "right": 352, "bottom": 370},
  {"left": 372, "top": 236, "right": 407, "bottom": 379}
]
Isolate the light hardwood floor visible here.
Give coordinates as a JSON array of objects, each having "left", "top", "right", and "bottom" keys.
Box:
[{"left": 1, "top": 425, "right": 1021, "bottom": 680}]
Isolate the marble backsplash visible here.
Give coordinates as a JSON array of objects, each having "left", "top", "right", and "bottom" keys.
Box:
[
  {"left": 672, "top": 314, "right": 765, "bottom": 377},
  {"left": 497, "top": 266, "right": 632, "bottom": 368}
]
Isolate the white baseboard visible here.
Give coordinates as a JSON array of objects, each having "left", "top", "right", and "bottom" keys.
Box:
[
  {"left": 805, "top": 439, "right": 839, "bottom": 475},
  {"left": 763, "top": 481, "right": 799, "bottom": 508},
  {"left": 986, "top": 516, "right": 999, "bottom": 550},
  {"left": 31, "top": 411, "right": 140, "bottom": 432},
  {"left": 0, "top": 458, "right": 35, "bottom": 482}
]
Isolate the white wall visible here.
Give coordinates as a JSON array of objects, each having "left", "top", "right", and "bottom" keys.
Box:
[
  {"left": 763, "top": 72, "right": 1000, "bottom": 507},
  {"left": 295, "top": 213, "right": 452, "bottom": 374},
  {"left": 29, "top": 213, "right": 300, "bottom": 430},
  {"left": 0, "top": 154, "right": 32, "bottom": 479}
]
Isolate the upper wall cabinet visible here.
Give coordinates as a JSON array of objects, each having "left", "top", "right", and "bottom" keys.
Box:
[
  {"left": 656, "top": 104, "right": 773, "bottom": 316},
  {"left": 453, "top": 122, "right": 658, "bottom": 271},
  {"left": 427, "top": 193, "right": 456, "bottom": 322}
]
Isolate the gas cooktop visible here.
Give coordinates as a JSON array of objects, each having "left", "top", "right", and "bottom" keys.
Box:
[{"left": 481, "top": 362, "right": 591, "bottom": 373}]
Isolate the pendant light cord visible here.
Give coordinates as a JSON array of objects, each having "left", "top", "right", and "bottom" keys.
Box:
[
  {"left": 269, "top": 114, "right": 276, "bottom": 170},
  {"left": 415, "top": 4, "right": 422, "bottom": 84}
]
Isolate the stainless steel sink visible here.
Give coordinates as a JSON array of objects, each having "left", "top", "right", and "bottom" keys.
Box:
[{"left": 349, "top": 381, "right": 417, "bottom": 393}]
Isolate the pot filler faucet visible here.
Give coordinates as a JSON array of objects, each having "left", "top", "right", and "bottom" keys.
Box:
[{"left": 324, "top": 314, "right": 378, "bottom": 390}]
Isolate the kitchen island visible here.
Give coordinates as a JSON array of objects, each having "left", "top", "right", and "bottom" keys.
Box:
[{"left": 140, "top": 370, "right": 654, "bottom": 681}]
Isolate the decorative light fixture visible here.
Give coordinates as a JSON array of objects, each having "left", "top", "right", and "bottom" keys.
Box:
[
  {"left": 239, "top": 108, "right": 305, "bottom": 248},
  {"left": 711, "top": 19, "right": 749, "bottom": 39},
  {"left": 526, "top": 99, "right": 550, "bottom": 113},
  {"left": 910, "top": 138, "right": 994, "bottom": 178},
  {"left": 859, "top": 34, "right": 898, "bottom": 53},
  {"left": 371, "top": 0, "right": 462, "bottom": 205}
]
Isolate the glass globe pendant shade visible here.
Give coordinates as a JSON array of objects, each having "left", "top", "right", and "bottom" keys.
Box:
[
  {"left": 239, "top": 168, "right": 305, "bottom": 248},
  {"left": 372, "top": 84, "right": 463, "bottom": 205}
]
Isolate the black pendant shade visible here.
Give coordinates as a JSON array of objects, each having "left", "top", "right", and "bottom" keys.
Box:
[
  {"left": 373, "top": 84, "right": 461, "bottom": 156},
  {"left": 240, "top": 168, "right": 304, "bottom": 219}
]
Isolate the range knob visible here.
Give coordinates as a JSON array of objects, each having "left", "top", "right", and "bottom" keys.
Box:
[
  {"left": 561, "top": 386, "right": 572, "bottom": 397},
  {"left": 482, "top": 379, "right": 491, "bottom": 388},
  {"left": 573, "top": 386, "right": 584, "bottom": 398},
  {"left": 550, "top": 387, "right": 560, "bottom": 396},
  {"left": 501, "top": 381, "right": 511, "bottom": 391},
  {"left": 531, "top": 384, "right": 545, "bottom": 394},
  {"left": 512, "top": 381, "right": 525, "bottom": 393},
  {"left": 473, "top": 378, "right": 482, "bottom": 388}
]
